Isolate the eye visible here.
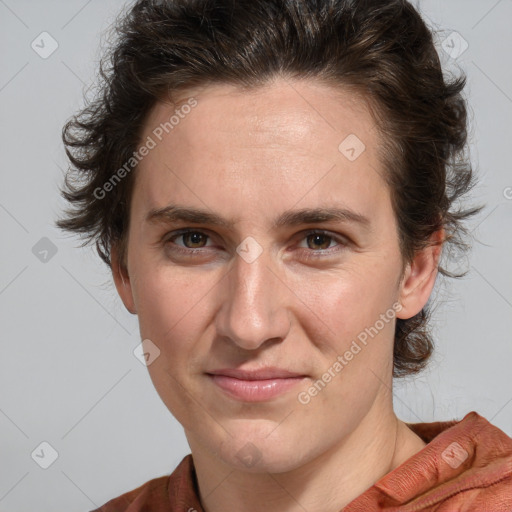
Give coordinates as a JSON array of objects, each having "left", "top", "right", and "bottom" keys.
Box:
[
  {"left": 296, "top": 230, "right": 347, "bottom": 256},
  {"left": 162, "top": 228, "right": 347, "bottom": 259},
  {"left": 165, "top": 230, "right": 213, "bottom": 252},
  {"left": 299, "top": 231, "right": 338, "bottom": 250}
]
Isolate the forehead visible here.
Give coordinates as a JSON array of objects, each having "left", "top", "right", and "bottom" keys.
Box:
[
  {"left": 147, "top": 79, "right": 378, "bottom": 156},
  {"left": 133, "top": 78, "right": 388, "bottom": 226}
]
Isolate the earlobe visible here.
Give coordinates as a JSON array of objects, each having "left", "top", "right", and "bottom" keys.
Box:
[
  {"left": 111, "top": 244, "right": 137, "bottom": 315},
  {"left": 396, "top": 230, "right": 444, "bottom": 320}
]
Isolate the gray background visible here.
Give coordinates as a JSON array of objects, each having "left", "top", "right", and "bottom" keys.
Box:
[{"left": 0, "top": 1, "right": 511, "bottom": 510}]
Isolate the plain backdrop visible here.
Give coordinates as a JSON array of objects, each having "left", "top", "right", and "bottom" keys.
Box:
[{"left": 0, "top": 1, "right": 511, "bottom": 510}]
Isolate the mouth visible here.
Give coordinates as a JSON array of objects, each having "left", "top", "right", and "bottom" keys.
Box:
[{"left": 205, "top": 367, "right": 308, "bottom": 402}]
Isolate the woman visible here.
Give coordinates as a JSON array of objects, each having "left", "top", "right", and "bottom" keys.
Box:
[{"left": 56, "top": 0, "right": 512, "bottom": 510}]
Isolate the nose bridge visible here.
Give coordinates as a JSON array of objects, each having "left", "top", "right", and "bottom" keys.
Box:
[{"left": 216, "top": 241, "right": 291, "bottom": 350}]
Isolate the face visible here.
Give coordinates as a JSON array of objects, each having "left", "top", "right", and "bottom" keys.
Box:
[{"left": 113, "top": 78, "right": 438, "bottom": 473}]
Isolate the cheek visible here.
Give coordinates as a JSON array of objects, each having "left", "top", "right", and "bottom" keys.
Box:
[
  {"left": 132, "top": 266, "right": 218, "bottom": 428},
  {"left": 132, "top": 263, "right": 218, "bottom": 338},
  {"left": 298, "top": 261, "right": 400, "bottom": 334},
  {"left": 297, "top": 267, "right": 399, "bottom": 414}
]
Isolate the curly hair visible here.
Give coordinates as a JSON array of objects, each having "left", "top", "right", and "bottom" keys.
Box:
[{"left": 56, "top": 0, "right": 482, "bottom": 378}]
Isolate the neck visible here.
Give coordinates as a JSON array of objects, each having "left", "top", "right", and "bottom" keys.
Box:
[{"left": 188, "top": 402, "right": 427, "bottom": 512}]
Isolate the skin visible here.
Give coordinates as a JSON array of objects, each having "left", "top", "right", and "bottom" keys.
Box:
[{"left": 111, "top": 77, "right": 442, "bottom": 512}]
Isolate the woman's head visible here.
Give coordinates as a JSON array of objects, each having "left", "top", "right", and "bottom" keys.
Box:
[{"left": 57, "top": 0, "right": 480, "bottom": 455}]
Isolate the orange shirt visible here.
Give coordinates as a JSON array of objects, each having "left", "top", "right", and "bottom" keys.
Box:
[{"left": 92, "top": 411, "right": 512, "bottom": 511}]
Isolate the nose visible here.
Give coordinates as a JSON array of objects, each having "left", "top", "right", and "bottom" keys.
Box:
[{"left": 215, "top": 245, "right": 291, "bottom": 351}]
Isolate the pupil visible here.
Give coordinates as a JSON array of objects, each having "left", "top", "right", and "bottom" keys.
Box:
[
  {"left": 311, "top": 234, "right": 328, "bottom": 249},
  {"left": 188, "top": 232, "right": 203, "bottom": 247}
]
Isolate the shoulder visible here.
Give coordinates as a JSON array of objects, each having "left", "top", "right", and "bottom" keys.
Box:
[
  {"left": 399, "top": 411, "right": 512, "bottom": 509},
  {"left": 90, "top": 455, "right": 196, "bottom": 512},
  {"left": 90, "top": 474, "right": 171, "bottom": 511}
]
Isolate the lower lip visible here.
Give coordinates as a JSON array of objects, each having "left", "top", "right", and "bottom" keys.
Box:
[{"left": 208, "top": 374, "right": 306, "bottom": 402}]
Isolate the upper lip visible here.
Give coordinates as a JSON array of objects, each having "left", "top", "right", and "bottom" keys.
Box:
[{"left": 206, "top": 367, "right": 307, "bottom": 380}]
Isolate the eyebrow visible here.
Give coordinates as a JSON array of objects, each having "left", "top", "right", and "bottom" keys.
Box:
[{"left": 146, "top": 204, "right": 372, "bottom": 231}]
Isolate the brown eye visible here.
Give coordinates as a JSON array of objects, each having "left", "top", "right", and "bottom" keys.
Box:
[
  {"left": 296, "top": 230, "right": 348, "bottom": 259},
  {"left": 180, "top": 231, "right": 209, "bottom": 249},
  {"left": 165, "top": 230, "right": 213, "bottom": 252},
  {"left": 305, "top": 233, "right": 334, "bottom": 250}
]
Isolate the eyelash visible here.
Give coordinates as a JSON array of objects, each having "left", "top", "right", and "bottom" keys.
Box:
[{"left": 163, "top": 229, "right": 348, "bottom": 259}]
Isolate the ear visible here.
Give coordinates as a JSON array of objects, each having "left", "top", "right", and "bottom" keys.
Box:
[
  {"left": 111, "top": 243, "right": 137, "bottom": 315},
  {"left": 396, "top": 229, "right": 444, "bottom": 320}
]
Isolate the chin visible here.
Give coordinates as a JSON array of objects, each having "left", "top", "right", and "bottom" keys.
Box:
[
  {"left": 224, "top": 446, "right": 304, "bottom": 474},
  {"left": 212, "top": 426, "right": 307, "bottom": 474}
]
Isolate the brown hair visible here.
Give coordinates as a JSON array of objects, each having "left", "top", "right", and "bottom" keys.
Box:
[{"left": 56, "top": 0, "right": 482, "bottom": 377}]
